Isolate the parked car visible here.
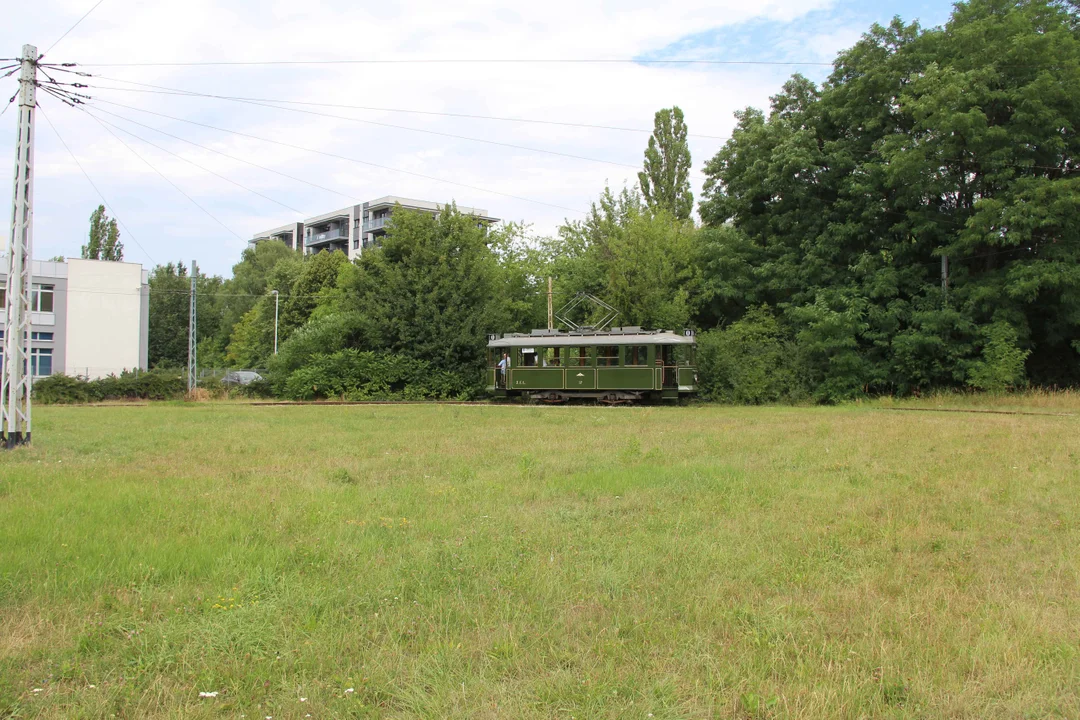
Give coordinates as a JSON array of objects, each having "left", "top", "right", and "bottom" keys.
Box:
[{"left": 222, "top": 370, "right": 264, "bottom": 387}]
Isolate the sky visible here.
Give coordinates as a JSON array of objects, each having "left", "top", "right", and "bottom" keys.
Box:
[{"left": 2, "top": 0, "right": 956, "bottom": 276}]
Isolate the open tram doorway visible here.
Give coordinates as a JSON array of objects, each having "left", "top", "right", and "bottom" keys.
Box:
[{"left": 661, "top": 345, "right": 678, "bottom": 389}]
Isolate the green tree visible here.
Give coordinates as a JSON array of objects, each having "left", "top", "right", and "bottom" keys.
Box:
[
  {"left": 333, "top": 206, "right": 506, "bottom": 385},
  {"left": 638, "top": 107, "right": 693, "bottom": 220},
  {"left": 147, "top": 262, "right": 224, "bottom": 368},
  {"left": 226, "top": 253, "right": 305, "bottom": 368},
  {"left": 82, "top": 205, "right": 123, "bottom": 261},
  {"left": 147, "top": 262, "right": 190, "bottom": 368},
  {"left": 698, "top": 0, "right": 1080, "bottom": 394},
  {"left": 279, "top": 250, "right": 350, "bottom": 337},
  {"left": 551, "top": 186, "right": 700, "bottom": 330},
  {"left": 211, "top": 240, "right": 299, "bottom": 358}
]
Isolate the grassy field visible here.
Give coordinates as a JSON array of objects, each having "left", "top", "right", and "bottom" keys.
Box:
[{"left": 1, "top": 399, "right": 1078, "bottom": 719}]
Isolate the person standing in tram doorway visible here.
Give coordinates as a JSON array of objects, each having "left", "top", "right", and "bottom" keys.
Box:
[{"left": 497, "top": 352, "right": 510, "bottom": 388}]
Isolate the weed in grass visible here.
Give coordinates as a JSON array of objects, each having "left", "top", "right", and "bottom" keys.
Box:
[
  {"left": 740, "top": 692, "right": 780, "bottom": 718},
  {"left": 883, "top": 680, "right": 910, "bottom": 707},
  {"left": 328, "top": 467, "right": 357, "bottom": 485},
  {"left": 619, "top": 436, "right": 642, "bottom": 463}
]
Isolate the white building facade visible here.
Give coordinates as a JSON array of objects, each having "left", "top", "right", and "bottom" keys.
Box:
[
  {"left": 250, "top": 195, "right": 499, "bottom": 261},
  {"left": 0, "top": 258, "right": 150, "bottom": 379}
]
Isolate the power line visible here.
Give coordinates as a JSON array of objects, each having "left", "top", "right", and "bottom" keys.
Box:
[
  {"left": 83, "top": 96, "right": 588, "bottom": 215},
  {"left": 75, "top": 58, "right": 837, "bottom": 68},
  {"left": 84, "top": 104, "right": 358, "bottom": 203},
  {"left": 0, "top": 93, "right": 16, "bottom": 119},
  {"left": 36, "top": 102, "right": 156, "bottom": 264},
  {"left": 81, "top": 80, "right": 656, "bottom": 175},
  {"left": 82, "top": 109, "right": 246, "bottom": 240},
  {"left": 83, "top": 108, "right": 311, "bottom": 216},
  {"left": 41, "top": 0, "right": 107, "bottom": 58},
  {"left": 75, "top": 74, "right": 729, "bottom": 140},
  {"left": 73, "top": 72, "right": 1072, "bottom": 176}
]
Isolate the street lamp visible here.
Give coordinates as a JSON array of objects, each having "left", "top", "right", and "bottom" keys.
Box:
[{"left": 271, "top": 290, "right": 280, "bottom": 355}]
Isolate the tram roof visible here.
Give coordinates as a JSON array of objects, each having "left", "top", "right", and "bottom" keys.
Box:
[{"left": 488, "top": 330, "right": 695, "bottom": 348}]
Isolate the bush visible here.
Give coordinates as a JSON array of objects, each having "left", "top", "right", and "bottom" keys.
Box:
[
  {"left": 33, "top": 368, "right": 186, "bottom": 404},
  {"left": 967, "top": 322, "right": 1031, "bottom": 392},
  {"left": 282, "top": 349, "right": 470, "bottom": 401},
  {"left": 33, "top": 374, "right": 95, "bottom": 404},
  {"left": 266, "top": 313, "right": 364, "bottom": 394},
  {"left": 197, "top": 375, "right": 228, "bottom": 399},
  {"left": 787, "top": 294, "right": 870, "bottom": 403},
  {"left": 697, "top": 306, "right": 808, "bottom": 404}
]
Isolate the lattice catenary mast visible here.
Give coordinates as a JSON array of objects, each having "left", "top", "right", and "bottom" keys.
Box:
[
  {"left": 187, "top": 260, "right": 197, "bottom": 393},
  {"left": 2, "top": 45, "right": 37, "bottom": 449}
]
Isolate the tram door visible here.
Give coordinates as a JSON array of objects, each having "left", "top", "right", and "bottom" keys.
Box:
[
  {"left": 566, "top": 347, "right": 594, "bottom": 389},
  {"left": 661, "top": 345, "right": 678, "bottom": 388}
]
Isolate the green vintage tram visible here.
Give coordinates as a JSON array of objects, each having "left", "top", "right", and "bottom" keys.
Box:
[{"left": 486, "top": 327, "right": 697, "bottom": 402}]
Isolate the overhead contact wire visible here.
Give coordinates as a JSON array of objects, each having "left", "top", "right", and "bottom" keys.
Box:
[
  {"left": 37, "top": 101, "right": 156, "bottom": 264},
  {"left": 83, "top": 108, "right": 311, "bottom": 216},
  {"left": 84, "top": 110, "right": 247, "bottom": 240},
  {"left": 85, "top": 96, "right": 587, "bottom": 215}
]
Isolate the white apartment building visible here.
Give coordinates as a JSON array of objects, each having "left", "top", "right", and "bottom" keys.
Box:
[
  {"left": 0, "top": 258, "right": 150, "bottom": 379},
  {"left": 250, "top": 195, "right": 500, "bottom": 261}
]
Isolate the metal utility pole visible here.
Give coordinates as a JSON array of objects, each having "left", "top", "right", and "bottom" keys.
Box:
[
  {"left": 547, "top": 277, "right": 553, "bottom": 330},
  {"left": 187, "top": 260, "right": 197, "bottom": 393},
  {"left": 2, "top": 45, "right": 38, "bottom": 449},
  {"left": 271, "top": 289, "right": 280, "bottom": 354}
]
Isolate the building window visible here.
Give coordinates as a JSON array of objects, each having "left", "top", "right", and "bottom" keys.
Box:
[
  {"left": 353, "top": 237, "right": 359, "bottom": 250},
  {"left": 626, "top": 345, "right": 649, "bottom": 366},
  {"left": 31, "top": 348, "right": 52, "bottom": 377},
  {"left": 1, "top": 331, "right": 54, "bottom": 342},
  {"left": 32, "top": 284, "right": 54, "bottom": 312},
  {"left": 517, "top": 348, "right": 538, "bottom": 367},
  {"left": 0, "top": 288, "right": 4, "bottom": 306},
  {"left": 597, "top": 346, "right": 619, "bottom": 366}
]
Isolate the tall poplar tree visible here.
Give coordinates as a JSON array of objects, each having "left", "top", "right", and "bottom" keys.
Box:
[
  {"left": 638, "top": 106, "right": 693, "bottom": 220},
  {"left": 82, "top": 205, "right": 124, "bottom": 261}
]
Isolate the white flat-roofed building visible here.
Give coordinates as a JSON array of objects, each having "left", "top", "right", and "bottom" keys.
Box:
[
  {"left": 250, "top": 195, "right": 500, "bottom": 262},
  {"left": 0, "top": 258, "right": 149, "bottom": 379}
]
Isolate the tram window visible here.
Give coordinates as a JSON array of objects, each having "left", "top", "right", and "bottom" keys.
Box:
[
  {"left": 517, "top": 348, "right": 538, "bottom": 367},
  {"left": 596, "top": 346, "right": 619, "bottom": 366},
  {"left": 626, "top": 345, "right": 648, "bottom": 366},
  {"left": 565, "top": 347, "right": 588, "bottom": 366},
  {"left": 544, "top": 347, "right": 562, "bottom": 367}
]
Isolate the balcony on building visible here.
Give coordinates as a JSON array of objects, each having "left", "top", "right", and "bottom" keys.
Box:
[
  {"left": 361, "top": 197, "right": 499, "bottom": 239},
  {"left": 305, "top": 215, "right": 351, "bottom": 254},
  {"left": 250, "top": 222, "right": 304, "bottom": 251},
  {"left": 306, "top": 226, "right": 349, "bottom": 246},
  {"left": 361, "top": 215, "right": 392, "bottom": 234}
]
